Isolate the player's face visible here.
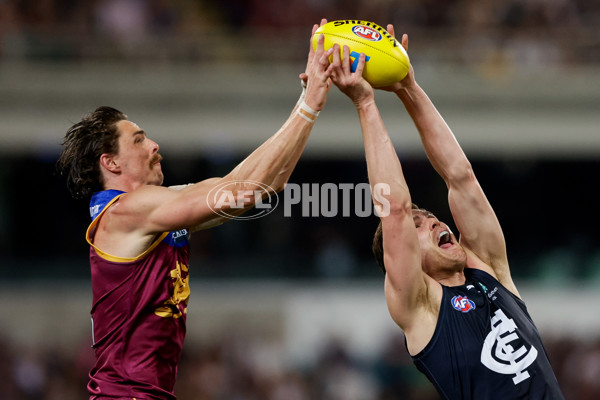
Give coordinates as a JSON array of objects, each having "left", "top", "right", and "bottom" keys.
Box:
[
  {"left": 412, "top": 210, "right": 466, "bottom": 274},
  {"left": 114, "top": 120, "right": 164, "bottom": 187}
]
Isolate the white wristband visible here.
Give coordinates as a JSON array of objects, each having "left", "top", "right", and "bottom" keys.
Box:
[{"left": 296, "top": 99, "right": 319, "bottom": 123}]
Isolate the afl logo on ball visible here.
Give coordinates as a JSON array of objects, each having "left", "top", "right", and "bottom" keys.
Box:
[
  {"left": 352, "top": 25, "right": 382, "bottom": 42},
  {"left": 451, "top": 295, "right": 476, "bottom": 313}
]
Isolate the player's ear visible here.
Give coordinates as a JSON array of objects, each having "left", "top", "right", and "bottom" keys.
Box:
[{"left": 100, "top": 153, "right": 120, "bottom": 173}]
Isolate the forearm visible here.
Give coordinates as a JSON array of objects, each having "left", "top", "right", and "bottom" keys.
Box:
[
  {"left": 271, "top": 83, "right": 315, "bottom": 189},
  {"left": 269, "top": 129, "right": 310, "bottom": 191},
  {"left": 357, "top": 100, "right": 428, "bottom": 319},
  {"left": 395, "top": 83, "right": 470, "bottom": 182},
  {"left": 226, "top": 112, "right": 314, "bottom": 193},
  {"left": 357, "top": 100, "right": 412, "bottom": 213},
  {"left": 227, "top": 36, "right": 330, "bottom": 193}
]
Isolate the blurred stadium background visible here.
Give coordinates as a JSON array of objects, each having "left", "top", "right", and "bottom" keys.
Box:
[{"left": 1, "top": 0, "right": 599, "bottom": 399}]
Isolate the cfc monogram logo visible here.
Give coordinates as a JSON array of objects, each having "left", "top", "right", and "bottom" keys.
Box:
[
  {"left": 155, "top": 261, "right": 190, "bottom": 319},
  {"left": 480, "top": 309, "right": 538, "bottom": 384}
]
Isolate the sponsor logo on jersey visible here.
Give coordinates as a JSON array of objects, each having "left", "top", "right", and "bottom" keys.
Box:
[
  {"left": 352, "top": 25, "right": 382, "bottom": 42},
  {"left": 451, "top": 295, "right": 476, "bottom": 313},
  {"left": 164, "top": 229, "right": 189, "bottom": 248},
  {"left": 477, "top": 282, "right": 488, "bottom": 293},
  {"left": 90, "top": 204, "right": 101, "bottom": 219},
  {"left": 488, "top": 286, "right": 499, "bottom": 301}
]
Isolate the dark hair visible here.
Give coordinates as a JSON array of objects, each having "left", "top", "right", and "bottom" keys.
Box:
[
  {"left": 57, "top": 106, "right": 127, "bottom": 199},
  {"left": 372, "top": 203, "right": 423, "bottom": 274}
]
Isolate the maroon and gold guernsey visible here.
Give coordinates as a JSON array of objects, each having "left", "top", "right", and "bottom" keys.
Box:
[{"left": 86, "top": 190, "right": 191, "bottom": 400}]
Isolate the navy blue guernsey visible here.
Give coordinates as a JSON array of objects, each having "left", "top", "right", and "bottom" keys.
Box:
[{"left": 411, "top": 268, "right": 564, "bottom": 400}]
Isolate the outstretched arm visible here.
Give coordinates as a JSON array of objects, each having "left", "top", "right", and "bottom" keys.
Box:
[
  {"left": 95, "top": 26, "right": 335, "bottom": 257},
  {"left": 383, "top": 28, "right": 517, "bottom": 297},
  {"left": 271, "top": 18, "right": 330, "bottom": 191},
  {"left": 331, "top": 45, "right": 441, "bottom": 351}
]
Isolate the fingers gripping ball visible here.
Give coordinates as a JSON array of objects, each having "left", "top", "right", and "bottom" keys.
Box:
[{"left": 313, "top": 20, "right": 409, "bottom": 87}]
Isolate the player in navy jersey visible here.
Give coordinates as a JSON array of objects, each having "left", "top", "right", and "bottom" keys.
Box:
[
  {"left": 57, "top": 21, "right": 335, "bottom": 400},
  {"left": 330, "top": 26, "right": 565, "bottom": 399}
]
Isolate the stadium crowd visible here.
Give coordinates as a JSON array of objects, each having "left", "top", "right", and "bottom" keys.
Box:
[
  {"left": 0, "top": 0, "right": 598, "bottom": 67},
  {"left": 0, "top": 331, "right": 598, "bottom": 400}
]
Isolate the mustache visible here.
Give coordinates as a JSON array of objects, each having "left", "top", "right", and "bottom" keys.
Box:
[{"left": 150, "top": 153, "right": 163, "bottom": 166}]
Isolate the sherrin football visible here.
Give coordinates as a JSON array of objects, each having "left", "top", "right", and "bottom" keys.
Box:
[{"left": 313, "top": 20, "right": 410, "bottom": 87}]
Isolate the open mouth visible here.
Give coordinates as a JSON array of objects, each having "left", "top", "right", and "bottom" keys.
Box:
[{"left": 438, "top": 231, "right": 453, "bottom": 249}]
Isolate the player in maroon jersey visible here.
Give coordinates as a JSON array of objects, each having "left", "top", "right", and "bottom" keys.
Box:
[{"left": 57, "top": 21, "right": 335, "bottom": 400}]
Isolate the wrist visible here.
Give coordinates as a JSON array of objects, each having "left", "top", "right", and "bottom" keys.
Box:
[
  {"left": 395, "top": 81, "right": 419, "bottom": 98},
  {"left": 355, "top": 98, "right": 377, "bottom": 113},
  {"left": 296, "top": 99, "right": 320, "bottom": 123},
  {"left": 353, "top": 93, "right": 376, "bottom": 111},
  {"left": 295, "top": 79, "right": 308, "bottom": 106}
]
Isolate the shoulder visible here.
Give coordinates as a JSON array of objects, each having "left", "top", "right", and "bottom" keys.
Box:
[
  {"left": 464, "top": 248, "right": 521, "bottom": 299},
  {"left": 108, "top": 185, "right": 175, "bottom": 215},
  {"left": 465, "top": 267, "right": 522, "bottom": 302},
  {"left": 97, "top": 185, "right": 174, "bottom": 235}
]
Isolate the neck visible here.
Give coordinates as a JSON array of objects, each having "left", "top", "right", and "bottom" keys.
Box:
[
  {"left": 429, "top": 266, "right": 466, "bottom": 287},
  {"left": 103, "top": 178, "right": 142, "bottom": 194}
]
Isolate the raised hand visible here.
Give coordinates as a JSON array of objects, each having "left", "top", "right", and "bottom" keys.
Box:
[
  {"left": 377, "top": 24, "right": 416, "bottom": 92},
  {"left": 330, "top": 44, "right": 374, "bottom": 107},
  {"left": 300, "top": 18, "right": 328, "bottom": 84},
  {"left": 302, "top": 20, "right": 335, "bottom": 111}
]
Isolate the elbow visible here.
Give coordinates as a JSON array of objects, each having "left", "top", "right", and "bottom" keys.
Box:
[
  {"left": 446, "top": 160, "right": 476, "bottom": 185},
  {"left": 370, "top": 181, "right": 413, "bottom": 219},
  {"left": 371, "top": 183, "right": 414, "bottom": 219},
  {"left": 243, "top": 180, "right": 282, "bottom": 208},
  {"left": 388, "top": 199, "right": 414, "bottom": 216},
  {"left": 212, "top": 180, "right": 270, "bottom": 210},
  {"left": 380, "top": 196, "right": 414, "bottom": 219},
  {"left": 270, "top": 180, "right": 287, "bottom": 194}
]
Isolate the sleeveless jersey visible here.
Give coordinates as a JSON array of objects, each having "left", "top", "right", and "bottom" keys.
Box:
[
  {"left": 86, "top": 190, "right": 191, "bottom": 400},
  {"left": 411, "top": 268, "right": 564, "bottom": 400}
]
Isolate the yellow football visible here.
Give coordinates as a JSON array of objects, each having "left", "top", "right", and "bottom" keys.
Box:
[{"left": 313, "top": 20, "right": 410, "bottom": 87}]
